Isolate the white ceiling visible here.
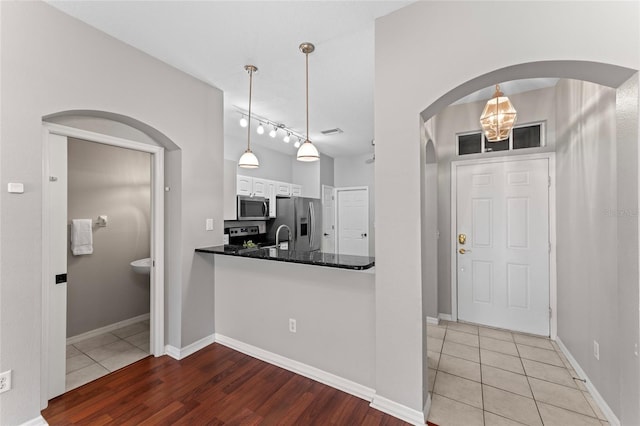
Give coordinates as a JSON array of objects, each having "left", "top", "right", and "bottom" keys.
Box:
[
  {"left": 46, "top": 2, "right": 561, "bottom": 159},
  {"left": 48, "top": 1, "right": 412, "bottom": 159}
]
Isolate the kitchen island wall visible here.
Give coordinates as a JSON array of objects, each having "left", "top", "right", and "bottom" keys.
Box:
[{"left": 214, "top": 255, "right": 376, "bottom": 393}]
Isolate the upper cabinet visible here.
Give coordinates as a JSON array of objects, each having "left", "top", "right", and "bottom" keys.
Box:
[
  {"left": 237, "top": 176, "right": 268, "bottom": 198},
  {"left": 235, "top": 175, "right": 303, "bottom": 219}
]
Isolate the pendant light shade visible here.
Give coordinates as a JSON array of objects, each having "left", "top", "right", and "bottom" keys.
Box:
[
  {"left": 297, "top": 42, "right": 320, "bottom": 162},
  {"left": 480, "top": 84, "right": 517, "bottom": 142},
  {"left": 239, "top": 65, "right": 260, "bottom": 169},
  {"left": 238, "top": 149, "right": 259, "bottom": 168}
]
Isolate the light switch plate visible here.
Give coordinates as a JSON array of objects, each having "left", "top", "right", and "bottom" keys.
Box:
[
  {"left": 206, "top": 218, "right": 214, "bottom": 231},
  {"left": 7, "top": 183, "right": 24, "bottom": 194}
]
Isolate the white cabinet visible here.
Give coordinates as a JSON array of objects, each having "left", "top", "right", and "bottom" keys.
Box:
[
  {"left": 237, "top": 175, "right": 269, "bottom": 198},
  {"left": 266, "top": 181, "right": 276, "bottom": 218},
  {"left": 237, "top": 175, "right": 252, "bottom": 196},
  {"left": 291, "top": 184, "right": 302, "bottom": 197},
  {"left": 252, "top": 178, "right": 268, "bottom": 198},
  {"left": 275, "top": 181, "right": 292, "bottom": 197}
]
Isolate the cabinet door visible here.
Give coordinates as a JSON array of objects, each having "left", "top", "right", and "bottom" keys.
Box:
[
  {"left": 291, "top": 184, "right": 302, "bottom": 197},
  {"left": 252, "top": 178, "right": 268, "bottom": 197},
  {"left": 267, "top": 181, "right": 277, "bottom": 218},
  {"left": 237, "top": 175, "right": 252, "bottom": 196},
  {"left": 275, "top": 181, "right": 291, "bottom": 197}
]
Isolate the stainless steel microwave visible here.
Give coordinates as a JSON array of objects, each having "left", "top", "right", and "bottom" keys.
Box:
[{"left": 237, "top": 196, "right": 270, "bottom": 220}]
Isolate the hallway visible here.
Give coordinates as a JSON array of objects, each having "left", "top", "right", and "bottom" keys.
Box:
[{"left": 427, "top": 321, "right": 608, "bottom": 425}]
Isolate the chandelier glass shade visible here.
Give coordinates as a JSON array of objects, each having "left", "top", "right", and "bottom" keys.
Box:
[{"left": 480, "top": 84, "right": 517, "bottom": 142}]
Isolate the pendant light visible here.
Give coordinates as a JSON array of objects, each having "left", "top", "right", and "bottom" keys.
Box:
[
  {"left": 480, "top": 84, "right": 517, "bottom": 142},
  {"left": 297, "top": 42, "right": 320, "bottom": 162},
  {"left": 238, "top": 65, "right": 259, "bottom": 168}
]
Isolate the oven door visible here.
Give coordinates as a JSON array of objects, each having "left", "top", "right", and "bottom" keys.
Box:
[{"left": 237, "top": 196, "right": 269, "bottom": 220}]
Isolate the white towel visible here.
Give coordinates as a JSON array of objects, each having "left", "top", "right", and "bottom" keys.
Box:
[{"left": 71, "top": 219, "right": 93, "bottom": 255}]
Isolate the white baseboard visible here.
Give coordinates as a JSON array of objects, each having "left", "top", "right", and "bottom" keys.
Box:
[
  {"left": 20, "top": 415, "right": 48, "bottom": 426},
  {"left": 214, "top": 333, "right": 375, "bottom": 402},
  {"left": 370, "top": 394, "right": 426, "bottom": 426},
  {"left": 555, "top": 337, "right": 620, "bottom": 426},
  {"left": 66, "top": 313, "right": 150, "bottom": 345},
  {"left": 438, "top": 313, "right": 452, "bottom": 321},
  {"left": 164, "top": 334, "right": 216, "bottom": 360},
  {"left": 426, "top": 316, "right": 439, "bottom": 325}
]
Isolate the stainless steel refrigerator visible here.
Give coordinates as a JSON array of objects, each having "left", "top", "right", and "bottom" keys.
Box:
[{"left": 267, "top": 197, "right": 322, "bottom": 252}]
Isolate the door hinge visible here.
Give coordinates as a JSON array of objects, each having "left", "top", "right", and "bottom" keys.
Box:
[
  {"left": 548, "top": 176, "right": 551, "bottom": 187},
  {"left": 549, "top": 307, "right": 552, "bottom": 319}
]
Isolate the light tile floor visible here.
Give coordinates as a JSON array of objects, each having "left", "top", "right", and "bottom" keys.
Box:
[
  {"left": 427, "top": 321, "right": 609, "bottom": 426},
  {"left": 65, "top": 320, "right": 150, "bottom": 392}
]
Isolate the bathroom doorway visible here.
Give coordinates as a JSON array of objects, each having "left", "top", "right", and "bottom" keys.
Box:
[{"left": 42, "top": 123, "right": 165, "bottom": 400}]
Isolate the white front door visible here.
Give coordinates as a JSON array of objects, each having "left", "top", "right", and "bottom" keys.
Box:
[
  {"left": 456, "top": 158, "right": 550, "bottom": 335},
  {"left": 336, "top": 187, "right": 369, "bottom": 256},
  {"left": 47, "top": 133, "right": 68, "bottom": 399},
  {"left": 322, "top": 185, "right": 335, "bottom": 254}
]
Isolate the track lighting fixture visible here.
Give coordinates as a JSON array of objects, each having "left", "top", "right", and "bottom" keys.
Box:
[
  {"left": 256, "top": 123, "right": 265, "bottom": 135},
  {"left": 269, "top": 126, "right": 277, "bottom": 138},
  {"left": 294, "top": 138, "right": 301, "bottom": 148},
  {"left": 283, "top": 132, "right": 291, "bottom": 143},
  {"left": 239, "top": 116, "right": 248, "bottom": 128}
]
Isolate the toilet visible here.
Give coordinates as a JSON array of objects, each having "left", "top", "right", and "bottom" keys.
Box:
[{"left": 130, "top": 257, "right": 151, "bottom": 275}]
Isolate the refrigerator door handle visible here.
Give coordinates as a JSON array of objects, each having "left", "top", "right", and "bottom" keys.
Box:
[{"left": 308, "top": 203, "right": 313, "bottom": 247}]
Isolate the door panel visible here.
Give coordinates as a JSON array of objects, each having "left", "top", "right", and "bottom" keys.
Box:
[
  {"left": 322, "top": 185, "right": 335, "bottom": 254},
  {"left": 457, "top": 158, "right": 549, "bottom": 335},
  {"left": 48, "top": 133, "right": 68, "bottom": 399},
  {"left": 337, "top": 188, "right": 369, "bottom": 256}
]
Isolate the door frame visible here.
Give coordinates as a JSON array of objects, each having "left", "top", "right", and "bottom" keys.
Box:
[
  {"left": 450, "top": 152, "right": 557, "bottom": 338},
  {"left": 335, "top": 186, "right": 370, "bottom": 256},
  {"left": 41, "top": 123, "right": 165, "bottom": 406},
  {"left": 321, "top": 184, "right": 336, "bottom": 254}
]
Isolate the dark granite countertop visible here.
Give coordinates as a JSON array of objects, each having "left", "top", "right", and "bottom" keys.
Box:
[{"left": 195, "top": 245, "right": 375, "bottom": 271}]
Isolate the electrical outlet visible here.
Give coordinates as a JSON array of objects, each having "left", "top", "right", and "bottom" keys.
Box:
[
  {"left": 289, "top": 318, "right": 297, "bottom": 333},
  {"left": 593, "top": 340, "right": 600, "bottom": 360},
  {"left": 0, "top": 370, "right": 12, "bottom": 394}
]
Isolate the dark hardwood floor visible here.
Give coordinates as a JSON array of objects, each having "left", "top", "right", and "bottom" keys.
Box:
[{"left": 42, "top": 343, "right": 423, "bottom": 425}]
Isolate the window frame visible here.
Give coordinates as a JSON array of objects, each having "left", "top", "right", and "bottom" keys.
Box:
[{"left": 456, "top": 121, "right": 546, "bottom": 156}]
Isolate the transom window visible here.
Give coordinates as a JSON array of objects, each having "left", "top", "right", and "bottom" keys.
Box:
[{"left": 457, "top": 122, "right": 545, "bottom": 155}]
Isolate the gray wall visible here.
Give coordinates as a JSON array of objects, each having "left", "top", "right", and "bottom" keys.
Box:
[
  {"left": 225, "top": 144, "right": 294, "bottom": 183},
  {"left": 375, "top": 0, "right": 638, "bottom": 415},
  {"left": 615, "top": 75, "right": 640, "bottom": 424},
  {"left": 556, "top": 78, "right": 620, "bottom": 414},
  {"left": 215, "top": 255, "right": 375, "bottom": 388},
  {"left": 67, "top": 138, "right": 151, "bottom": 337},
  {"left": 434, "top": 87, "right": 556, "bottom": 316},
  {"left": 334, "top": 153, "right": 375, "bottom": 255},
  {"left": 0, "top": 3, "right": 223, "bottom": 424}
]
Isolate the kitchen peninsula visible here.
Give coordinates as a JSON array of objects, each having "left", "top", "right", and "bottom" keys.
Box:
[
  {"left": 196, "top": 245, "right": 375, "bottom": 270},
  {"left": 196, "top": 243, "right": 377, "bottom": 401}
]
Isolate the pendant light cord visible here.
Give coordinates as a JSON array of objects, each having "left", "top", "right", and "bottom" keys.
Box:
[
  {"left": 247, "top": 67, "right": 254, "bottom": 151},
  {"left": 305, "top": 51, "right": 309, "bottom": 142}
]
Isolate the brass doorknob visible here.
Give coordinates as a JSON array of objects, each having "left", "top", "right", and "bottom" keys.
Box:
[
  {"left": 459, "top": 248, "right": 471, "bottom": 254},
  {"left": 458, "top": 233, "right": 467, "bottom": 245}
]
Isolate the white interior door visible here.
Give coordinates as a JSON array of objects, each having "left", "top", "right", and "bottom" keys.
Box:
[
  {"left": 456, "top": 158, "right": 550, "bottom": 335},
  {"left": 47, "top": 133, "right": 68, "bottom": 399},
  {"left": 336, "top": 187, "right": 369, "bottom": 256},
  {"left": 322, "top": 185, "right": 335, "bottom": 254}
]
